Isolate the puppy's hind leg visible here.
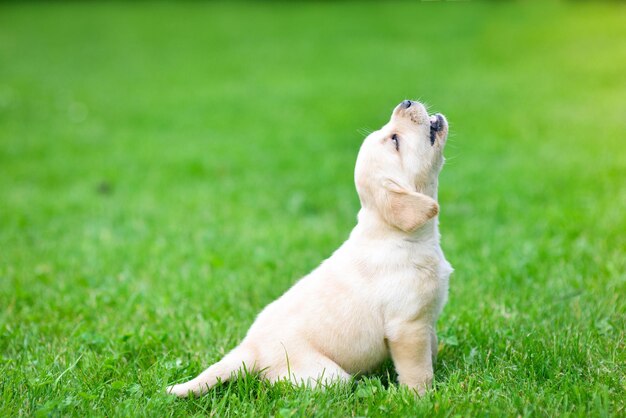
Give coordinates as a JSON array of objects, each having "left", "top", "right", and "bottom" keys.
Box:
[
  {"left": 167, "top": 345, "right": 256, "bottom": 397},
  {"left": 270, "top": 354, "right": 351, "bottom": 389}
]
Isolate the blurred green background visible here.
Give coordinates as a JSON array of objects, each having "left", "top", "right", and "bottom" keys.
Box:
[{"left": 1, "top": 1, "right": 625, "bottom": 416}]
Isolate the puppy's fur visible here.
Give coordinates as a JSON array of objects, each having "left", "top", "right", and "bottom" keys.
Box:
[{"left": 168, "top": 100, "right": 453, "bottom": 397}]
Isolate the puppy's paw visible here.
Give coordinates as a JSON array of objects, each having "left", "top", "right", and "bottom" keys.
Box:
[
  {"left": 411, "top": 382, "right": 431, "bottom": 398},
  {"left": 401, "top": 372, "right": 433, "bottom": 398},
  {"left": 166, "top": 383, "right": 193, "bottom": 397}
]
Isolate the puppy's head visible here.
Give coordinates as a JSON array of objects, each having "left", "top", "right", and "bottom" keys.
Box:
[{"left": 355, "top": 100, "right": 449, "bottom": 232}]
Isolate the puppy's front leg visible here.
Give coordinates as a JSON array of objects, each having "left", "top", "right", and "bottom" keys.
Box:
[
  {"left": 431, "top": 327, "right": 438, "bottom": 367},
  {"left": 388, "top": 323, "right": 433, "bottom": 396}
]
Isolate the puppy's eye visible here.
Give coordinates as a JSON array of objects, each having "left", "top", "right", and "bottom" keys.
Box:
[{"left": 391, "top": 134, "right": 399, "bottom": 151}]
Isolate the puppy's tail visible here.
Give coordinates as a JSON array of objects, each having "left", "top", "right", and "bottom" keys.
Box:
[{"left": 166, "top": 345, "right": 257, "bottom": 397}]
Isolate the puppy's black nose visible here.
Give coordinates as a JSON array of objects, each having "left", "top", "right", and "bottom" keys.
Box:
[{"left": 401, "top": 100, "right": 412, "bottom": 109}]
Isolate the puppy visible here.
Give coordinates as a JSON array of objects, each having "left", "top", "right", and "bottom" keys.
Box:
[{"left": 167, "top": 100, "right": 453, "bottom": 397}]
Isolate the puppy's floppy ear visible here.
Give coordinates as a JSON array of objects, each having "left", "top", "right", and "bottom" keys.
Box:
[{"left": 379, "top": 180, "right": 439, "bottom": 232}]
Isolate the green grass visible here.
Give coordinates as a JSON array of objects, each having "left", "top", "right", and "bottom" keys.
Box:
[{"left": 1, "top": 1, "right": 625, "bottom": 416}]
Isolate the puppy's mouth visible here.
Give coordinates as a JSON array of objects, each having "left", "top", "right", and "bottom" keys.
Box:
[{"left": 429, "top": 113, "right": 446, "bottom": 146}]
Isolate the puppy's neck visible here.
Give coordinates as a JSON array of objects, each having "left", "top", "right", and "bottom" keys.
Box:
[
  {"left": 353, "top": 207, "right": 440, "bottom": 243},
  {"left": 353, "top": 178, "right": 442, "bottom": 243},
  {"left": 419, "top": 178, "right": 439, "bottom": 200}
]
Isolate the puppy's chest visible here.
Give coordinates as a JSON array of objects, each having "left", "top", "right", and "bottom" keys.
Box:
[{"left": 371, "top": 249, "right": 449, "bottom": 322}]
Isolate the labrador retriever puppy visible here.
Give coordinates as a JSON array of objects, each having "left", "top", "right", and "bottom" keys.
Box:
[{"left": 167, "top": 99, "right": 453, "bottom": 397}]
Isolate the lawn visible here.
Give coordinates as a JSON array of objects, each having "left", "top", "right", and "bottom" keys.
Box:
[{"left": 1, "top": 1, "right": 625, "bottom": 416}]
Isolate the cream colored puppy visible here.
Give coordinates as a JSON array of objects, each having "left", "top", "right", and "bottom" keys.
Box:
[{"left": 167, "top": 100, "right": 453, "bottom": 397}]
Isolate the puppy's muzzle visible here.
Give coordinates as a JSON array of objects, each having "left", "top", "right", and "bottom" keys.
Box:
[
  {"left": 429, "top": 113, "right": 447, "bottom": 145},
  {"left": 430, "top": 114, "right": 444, "bottom": 132}
]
